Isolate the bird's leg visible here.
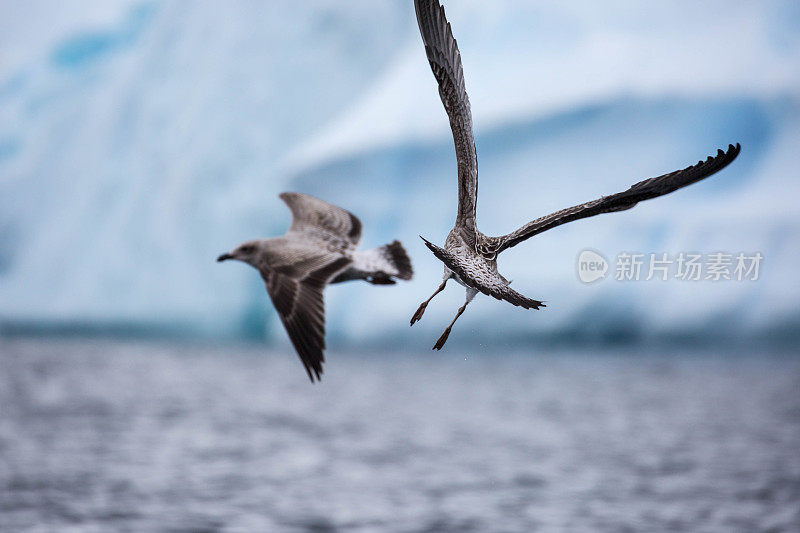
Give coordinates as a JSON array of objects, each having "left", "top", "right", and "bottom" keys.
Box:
[
  {"left": 410, "top": 279, "right": 448, "bottom": 326},
  {"left": 433, "top": 298, "right": 471, "bottom": 351}
]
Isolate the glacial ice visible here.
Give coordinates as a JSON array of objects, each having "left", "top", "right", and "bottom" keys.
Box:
[{"left": 1, "top": 1, "right": 798, "bottom": 345}]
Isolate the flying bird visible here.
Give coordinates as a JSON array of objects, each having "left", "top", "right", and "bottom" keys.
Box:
[
  {"left": 411, "top": 0, "right": 741, "bottom": 350},
  {"left": 218, "top": 192, "right": 413, "bottom": 382}
]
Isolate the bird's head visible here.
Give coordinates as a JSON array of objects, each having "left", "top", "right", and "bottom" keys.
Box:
[{"left": 217, "top": 240, "right": 262, "bottom": 267}]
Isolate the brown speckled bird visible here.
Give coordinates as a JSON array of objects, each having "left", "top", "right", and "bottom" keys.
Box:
[
  {"left": 218, "top": 192, "right": 412, "bottom": 382},
  {"left": 411, "top": 0, "right": 741, "bottom": 350}
]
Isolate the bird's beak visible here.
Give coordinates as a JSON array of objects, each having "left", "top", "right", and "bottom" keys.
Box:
[{"left": 217, "top": 253, "right": 233, "bottom": 262}]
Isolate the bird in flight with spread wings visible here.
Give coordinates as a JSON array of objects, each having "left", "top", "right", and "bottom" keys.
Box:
[
  {"left": 410, "top": 0, "right": 741, "bottom": 350},
  {"left": 218, "top": 192, "right": 413, "bottom": 382}
]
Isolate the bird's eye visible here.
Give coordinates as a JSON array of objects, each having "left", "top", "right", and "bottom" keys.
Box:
[{"left": 240, "top": 245, "right": 255, "bottom": 254}]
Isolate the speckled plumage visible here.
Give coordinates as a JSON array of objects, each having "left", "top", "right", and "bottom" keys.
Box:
[
  {"left": 219, "top": 192, "right": 412, "bottom": 382},
  {"left": 412, "top": 0, "right": 740, "bottom": 349}
]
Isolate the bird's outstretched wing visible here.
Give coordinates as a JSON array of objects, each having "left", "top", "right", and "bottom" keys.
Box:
[
  {"left": 488, "top": 144, "right": 741, "bottom": 254},
  {"left": 261, "top": 251, "right": 351, "bottom": 382},
  {"left": 280, "top": 192, "right": 362, "bottom": 248},
  {"left": 421, "top": 237, "right": 544, "bottom": 310},
  {"left": 415, "top": 0, "right": 478, "bottom": 230}
]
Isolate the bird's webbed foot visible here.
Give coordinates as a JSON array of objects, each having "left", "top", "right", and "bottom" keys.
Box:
[
  {"left": 433, "top": 326, "right": 453, "bottom": 350},
  {"left": 410, "top": 302, "right": 428, "bottom": 326}
]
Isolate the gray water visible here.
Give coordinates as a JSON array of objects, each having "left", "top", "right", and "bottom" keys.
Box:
[{"left": 1, "top": 339, "right": 798, "bottom": 532}]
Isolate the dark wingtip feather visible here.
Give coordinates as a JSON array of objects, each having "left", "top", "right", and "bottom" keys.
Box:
[
  {"left": 723, "top": 142, "right": 741, "bottom": 160},
  {"left": 304, "top": 361, "right": 323, "bottom": 384}
]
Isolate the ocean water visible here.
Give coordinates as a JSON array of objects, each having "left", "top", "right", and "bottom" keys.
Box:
[{"left": 1, "top": 339, "right": 798, "bottom": 532}]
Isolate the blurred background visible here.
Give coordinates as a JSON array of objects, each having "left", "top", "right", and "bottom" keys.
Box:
[
  {"left": 1, "top": 0, "right": 799, "bottom": 345},
  {"left": 1, "top": 1, "right": 799, "bottom": 531}
]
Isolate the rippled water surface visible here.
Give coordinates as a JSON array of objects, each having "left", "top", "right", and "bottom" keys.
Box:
[{"left": 1, "top": 339, "right": 799, "bottom": 532}]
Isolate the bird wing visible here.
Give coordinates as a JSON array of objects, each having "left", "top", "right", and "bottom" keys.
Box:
[
  {"left": 415, "top": 0, "right": 478, "bottom": 230},
  {"left": 261, "top": 250, "right": 352, "bottom": 382},
  {"left": 489, "top": 144, "right": 741, "bottom": 254},
  {"left": 420, "top": 237, "right": 544, "bottom": 310},
  {"left": 280, "top": 192, "right": 362, "bottom": 248}
]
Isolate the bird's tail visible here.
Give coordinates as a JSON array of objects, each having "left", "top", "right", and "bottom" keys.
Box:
[
  {"left": 375, "top": 240, "right": 414, "bottom": 281},
  {"left": 331, "top": 241, "right": 413, "bottom": 285},
  {"left": 420, "top": 236, "right": 545, "bottom": 310},
  {"left": 343, "top": 241, "right": 413, "bottom": 285}
]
